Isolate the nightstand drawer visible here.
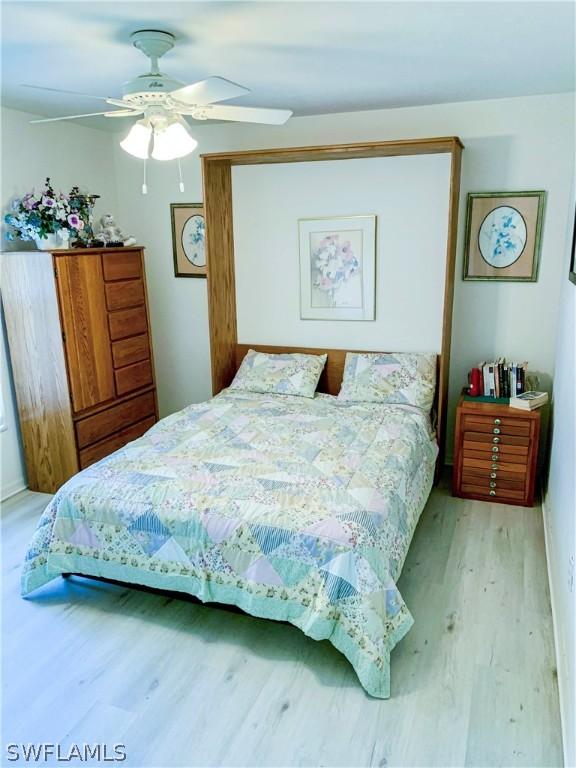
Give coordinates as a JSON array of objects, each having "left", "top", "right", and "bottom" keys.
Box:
[
  {"left": 461, "top": 483, "right": 526, "bottom": 502},
  {"left": 462, "top": 456, "right": 527, "bottom": 474},
  {"left": 462, "top": 415, "right": 530, "bottom": 436},
  {"left": 463, "top": 465, "right": 527, "bottom": 481},
  {"left": 464, "top": 431, "right": 530, "bottom": 447},
  {"left": 462, "top": 472, "right": 526, "bottom": 490},
  {"left": 463, "top": 441, "right": 529, "bottom": 459}
]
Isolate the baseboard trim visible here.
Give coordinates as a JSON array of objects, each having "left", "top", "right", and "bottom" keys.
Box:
[
  {"left": 1, "top": 480, "right": 27, "bottom": 503},
  {"left": 541, "top": 498, "right": 571, "bottom": 767}
]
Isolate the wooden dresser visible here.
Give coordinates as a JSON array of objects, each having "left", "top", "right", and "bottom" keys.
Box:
[
  {"left": 452, "top": 393, "right": 541, "bottom": 507},
  {"left": 2, "top": 246, "right": 158, "bottom": 493}
]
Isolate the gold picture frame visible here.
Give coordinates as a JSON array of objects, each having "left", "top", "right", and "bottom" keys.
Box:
[
  {"left": 171, "top": 203, "right": 206, "bottom": 278},
  {"left": 463, "top": 191, "right": 546, "bottom": 282}
]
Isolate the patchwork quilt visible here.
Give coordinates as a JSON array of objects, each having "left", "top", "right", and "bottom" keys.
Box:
[{"left": 22, "top": 389, "right": 437, "bottom": 698}]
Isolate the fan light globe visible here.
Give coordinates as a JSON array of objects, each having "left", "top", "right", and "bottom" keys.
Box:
[
  {"left": 151, "top": 121, "right": 198, "bottom": 161},
  {"left": 120, "top": 120, "right": 152, "bottom": 159}
]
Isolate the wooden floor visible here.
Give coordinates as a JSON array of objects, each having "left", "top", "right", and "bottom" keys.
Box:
[{"left": 1, "top": 485, "right": 563, "bottom": 768}]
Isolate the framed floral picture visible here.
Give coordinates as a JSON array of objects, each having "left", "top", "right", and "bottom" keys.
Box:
[
  {"left": 299, "top": 215, "right": 376, "bottom": 320},
  {"left": 463, "top": 191, "right": 546, "bottom": 282},
  {"left": 170, "top": 203, "right": 206, "bottom": 278}
]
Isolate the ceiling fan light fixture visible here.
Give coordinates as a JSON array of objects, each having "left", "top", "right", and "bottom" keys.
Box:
[
  {"left": 120, "top": 119, "right": 152, "bottom": 159},
  {"left": 151, "top": 119, "right": 198, "bottom": 161}
]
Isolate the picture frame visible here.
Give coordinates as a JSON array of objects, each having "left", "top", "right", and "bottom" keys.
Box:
[
  {"left": 299, "top": 215, "right": 376, "bottom": 321},
  {"left": 463, "top": 191, "right": 546, "bottom": 282},
  {"left": 170, "top": 203, "right": 206, "bottom": 278}
]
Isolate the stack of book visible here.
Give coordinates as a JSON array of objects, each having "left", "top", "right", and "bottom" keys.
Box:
[
  {"left": 477, "top": 359, "right": 528, "bottom": 399},
  {"left": 509, "top": 391, "right": 549, "bottom": 410}
]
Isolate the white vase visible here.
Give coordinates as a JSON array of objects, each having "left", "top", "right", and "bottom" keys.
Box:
[{"left": 34, "top": 232, "right": 70, "bottom": 251}]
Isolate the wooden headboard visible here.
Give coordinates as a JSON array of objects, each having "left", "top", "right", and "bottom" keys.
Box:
[{"left": 234, "top": 344, "right": 441, "bottom": 432}]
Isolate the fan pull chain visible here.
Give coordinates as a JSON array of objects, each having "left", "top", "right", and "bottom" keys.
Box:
[
  {"left": 178, "top": 159, "right": 185, "bottom": 193},
  {"left": 142, "top": 159, "right": 148, "bottom": 195}
]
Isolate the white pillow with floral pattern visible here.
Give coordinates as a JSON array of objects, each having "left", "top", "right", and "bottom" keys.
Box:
[
  {"left": 230, "top": 349, "right": 327, "bottom": 398},
  {"left": 337, "top": 352, "right": 436, "bottom": 411}
]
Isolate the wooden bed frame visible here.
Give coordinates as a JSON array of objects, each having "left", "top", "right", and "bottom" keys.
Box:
[{"left": 203, "top": 137, "right": 463, "bottom": 468}]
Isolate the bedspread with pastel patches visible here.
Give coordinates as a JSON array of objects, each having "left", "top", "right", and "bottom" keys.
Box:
[{"left": 21, "top": 389, "right": 437, "bottom": 698}]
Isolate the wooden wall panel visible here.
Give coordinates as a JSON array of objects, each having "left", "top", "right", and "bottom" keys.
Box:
[
  {"left": 1, "top": 251, "right": 78, "bottom": 492},
  {"left": 202, "top": 158, "right": 238, "bottom": 394}
]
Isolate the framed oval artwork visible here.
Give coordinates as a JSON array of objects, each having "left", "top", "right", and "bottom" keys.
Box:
[
  {"left": 463, "top": 191, "right": 546, "bottom": 281},
  {"left": 170, "top": 203, "right": 207, "bottom": 278}
]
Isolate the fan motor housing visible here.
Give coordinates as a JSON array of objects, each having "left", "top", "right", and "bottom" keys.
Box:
[{"left": 122, "top": 74, "right": 185, "bottom": 104}]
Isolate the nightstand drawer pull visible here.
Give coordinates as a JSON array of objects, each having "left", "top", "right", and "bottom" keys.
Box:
[
  {"left": 493, "top": 437, "right": 500, "bottom": 444},
  {"left": 491, "top": 455, "right": 499, "bottom": 462},
  {"left": 489, "top": 490, "right": 496, "bottom": 496},
  {"left": 492, "top": 445, "right": 499, "bottom": 452},
  {"left": 493, "top": 427, "right": 501, "bottom": 434},
  {"left": 490, "top": 481, "right": 497, "bottom": 488},
  {"left": 494, "top": 418, "right": 501, "bottom": 425},
  {"left": 490, "top": 472, "right": 497, "bottom": 479},
  {"left": 491, "top": 463, "right": 498, "bottom": 470}
]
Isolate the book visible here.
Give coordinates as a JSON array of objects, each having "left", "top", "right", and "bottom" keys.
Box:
[{"left": 509, "top": 391, "right": 549, "bottom": 410}]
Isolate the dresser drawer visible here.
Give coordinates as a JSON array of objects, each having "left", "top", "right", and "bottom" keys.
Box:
[
  {"left": 462, "top": 465, "right": 527, "bottom": 482},
  {"left": 108, "top": 306, "right": 148, "bottom": 341},
  {"left": 463, "top": 441, "right": 529, "bottom": 459},
  {"left": 105, "top": 279, "right": 145, "bottom": 311},
  {"left": 102, "top": 251, "right": 142, "bottom": 281},
  {"left": 79, "top": 416, "right": 156, "bottom": 468},
  {"left": 115, "top": 359, "right": 153, "bottom": 396},
  {"left": 462, "top": 472, "right": 526, "bottom": 490},
  {"left": 112, "top": 334, "right": 150, "bottom": 368},
  {"left": 75, "top": 391, "right": 156, "bottom": 448}
]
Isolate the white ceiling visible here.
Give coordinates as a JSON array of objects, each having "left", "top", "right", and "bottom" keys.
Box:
[{"left": 1, "top": 1, "right": 574, "bottom": 131}]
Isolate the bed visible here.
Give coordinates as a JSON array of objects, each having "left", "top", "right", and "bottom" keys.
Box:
[{"left": 22, "top": 345, "right": 439, "bottom": 698}]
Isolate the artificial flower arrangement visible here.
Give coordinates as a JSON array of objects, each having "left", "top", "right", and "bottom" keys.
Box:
[{"left": 4, "top": 178, "right": 88, "bottom": 248}]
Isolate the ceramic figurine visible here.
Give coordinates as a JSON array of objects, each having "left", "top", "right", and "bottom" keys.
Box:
[{"left": 97, "top": 213, "right": 136, "bottom": 247}]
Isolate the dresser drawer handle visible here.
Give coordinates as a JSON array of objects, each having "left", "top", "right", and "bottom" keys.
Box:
[
  {"left": 489, "top": 490, "right": 496, "bottom": 496},
  {"left": 490, "top": 482, "right": 497, "bottom": 488},
  {"left": 490, "top": 472, "right": 497, "bottom": 479},
  {"left": 493, "top": 437, "right": 500, "bottom": 444},
  {"left": 491, "top": 463, "right": 498, "bottom": 469},
  {"left": 492, "top": 446, "right": 499, "bottom": 453},
  {"left": 493, "top": 427, "right": 501, "bottom": 435},
  {"left": 491, "top": 455, "right": 499, "bottom": 462},
  {"left": 494, "top": 418, "right": 501, "bottom": 425}
]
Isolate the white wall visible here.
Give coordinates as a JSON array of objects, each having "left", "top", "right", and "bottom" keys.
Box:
[
  {"left": 233, "top": 155, "right": 450, "bottom": 352},
  {"left": 543, "top": 205, "right": 576, "bottom": 767},
  {"left": 114, "top": 92, "right": 575, "bottom": 466},
  {"left": 0, "top": 106, "right": 118, "bottom": 499}
]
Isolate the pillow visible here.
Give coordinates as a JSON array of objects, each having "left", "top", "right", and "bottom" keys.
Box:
[
  {"left": 337, "top": 352, "right": 436, "bottom": 411},
  {"left": 230, "top": 349, "right": 327, "bottom": 398}
]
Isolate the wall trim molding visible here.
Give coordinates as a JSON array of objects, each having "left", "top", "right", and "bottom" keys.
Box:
[
  {"left": 1, "top": 479, "right": 27, "bottom": 503},
  {"left": 541, "top": 497, "right": 570, "bottom": 767}
]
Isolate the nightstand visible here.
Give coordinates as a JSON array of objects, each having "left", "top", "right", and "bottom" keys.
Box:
[{"left": 453, "top": 393, "right": 541, "bottom": 507}]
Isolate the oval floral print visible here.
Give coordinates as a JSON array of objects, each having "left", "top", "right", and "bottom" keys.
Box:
[
  {"left": 478, "top": 205, "right": 527, "bottom": 268},
  {"left": 181, "top": 214, "right": 206, "bottom": 267}
]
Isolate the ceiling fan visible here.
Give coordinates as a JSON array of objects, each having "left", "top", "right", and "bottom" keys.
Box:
[{"left": 23, "top": 30, "right": 293, "bottom": 163}]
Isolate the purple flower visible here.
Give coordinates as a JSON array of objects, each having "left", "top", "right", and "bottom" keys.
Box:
[
  {"left": 67, "top": 213, "right": 83, "bottom": 229},
  {"left": 42, "top": 196, "right": 55, "bottom": 208}
]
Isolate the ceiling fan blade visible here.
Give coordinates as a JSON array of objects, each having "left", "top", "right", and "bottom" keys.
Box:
[
  {"left": 104, "top": 109, "right": 143, "bottom": 118},
  {"left": 30, "top": 110, "right": 134, "bottom": 124},
  {"left": 193, "top": 104, "right": 292, "bottom": 125},
  {"left": 171, "top": 76, "right": 250, "bottom": 106},
  {"left": 21, "top": 84, "right": 114, "bottom": 101}
]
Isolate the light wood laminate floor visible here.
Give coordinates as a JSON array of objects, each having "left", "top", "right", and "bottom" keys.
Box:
[{"left": 1, "top": 486, "right": 562, "bottom": 768}]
